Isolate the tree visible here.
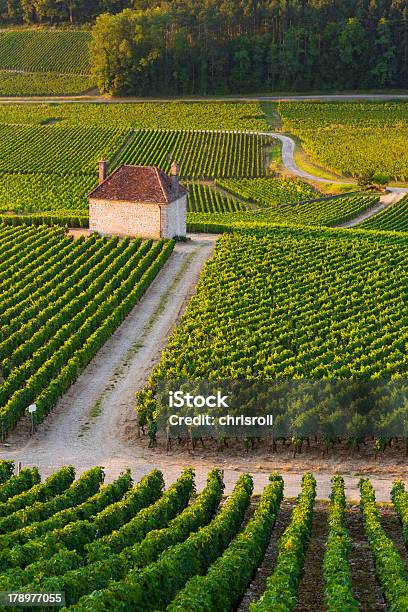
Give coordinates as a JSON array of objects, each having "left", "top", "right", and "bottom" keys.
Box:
[
  {"left": 338, "top": 17, "right": 369, "bottom": 88},
  {"left": 91, "top": 8, "right": 168, "bottom": 96},
  {"left": 370, "top": 18, "right": 397, "bottom": 87}
]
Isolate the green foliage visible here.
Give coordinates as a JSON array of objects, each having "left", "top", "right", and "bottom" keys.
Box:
[
  {"left": 0, "top": 124, "right": 128, "bottom": 175},
  {"left": 0, "top": 213, "right": 89, "bottom": 227},
  {"left": 85, "top": 467, "right": 194, "bottom": 561},
  {"left": 217, "top": 177, "right": 318, "bottom": 208},
  {"left": 391, "top": 480, "right": 408, "bottom": 547},
  {"left": 0, "top": 103, "right": 268, "bottom": 214},
  {"left": 0, "top": 31, "right": 91, "bottom": 74},
  {"left": 372, "top": 172, "right": 391, "bottom": 187},
  {"left": 279, "top": 102, "right": 408, "bottom": 181},
  {"left": 0, "top": 227, "right": 174, "bottom": 435},
  {"left": 0, "top": 466, "right": 75, "bottom": 520},
  {"left": 168, "top": 475, "right": 283, "bottom": 612},
  {"left": 0, "top": 470, "right": 132, "bottom": 553},
  {"left": 250, "top": 473, "right": 316, "bottom": 611},
  {"left": 114, "top": 130, "right": 272, "bottom": 179},
  {"left": 187, "top": 183, "right": 247, "bottom": 213},
  {"left": 137, "top": 228, "right": 407, "bottom": 429},
  {"left": 0, "top": 460, "right": 14, "bottom": 484},
  {"left": 0, "top": 469, "right": 162, "bottom": 571},
  {"left": 75, "top": 473, "right": 253, "bottom": 610},
  {"left": 187, "top": 193, "right": 380, "bottom": 229},
  {"left": 0, "top": 72, "right": 95, "bottom": 96},
  {"left": 0, "top": 467, "right": 104, "bottom": 533},
  {"left": 359, "top": 195, "right": 408, "bottom": 232},
  {"left": 28, "top": 468, "right": 203, "bottom": 604},
  {"left": 0, "top": 102, "right": 268, "bottom": 131},
  {"left": 360, "top": 478, "right": 408, "bottom": 609},
  {"left": 87, "top": 4, "right": 408, "bottom": 96},
  {"left": 0, "top": 173, "right": 93, "bottom": 213},
  {"left": 0, "top": 467, "right": 40, "bottom": 503},
  {"left": 323, "top": 476, "right": 358, "bottom": 611}
]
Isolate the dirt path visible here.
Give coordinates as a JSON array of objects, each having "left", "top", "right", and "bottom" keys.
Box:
[
  {"left": 337, "top": 191, "right": 407, "bottom": 228},
  {"left": 0, "top": 234, "right": 216, "bottom": 475},
  {"left": 294, "top": 501, "right": 328, "bottom": 612},
  {"left": 238, "top": 500, "right": 294, "bottom": 611},
  {"left": 264, "top": 132, "right": 347, "bottom": 185}
]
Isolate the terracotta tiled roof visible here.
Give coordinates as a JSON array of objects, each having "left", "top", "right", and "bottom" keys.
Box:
[{"left": 89, "top": 165, "right": 186, "bottom": 204}]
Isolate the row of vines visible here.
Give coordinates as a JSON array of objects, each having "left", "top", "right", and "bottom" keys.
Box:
[
  {"left": 0, "top": 463, "right": 406, "bottom": 611},
  {"left": 0, "top": 226, "right": 174, "bottom": 437},
  {"left": 136, "top": 227, "right": 407, "bottom": 450}
]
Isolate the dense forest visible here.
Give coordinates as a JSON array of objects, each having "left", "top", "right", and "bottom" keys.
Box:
[{"left": 2, "top": 0, "right": 408, "bottom": 95}]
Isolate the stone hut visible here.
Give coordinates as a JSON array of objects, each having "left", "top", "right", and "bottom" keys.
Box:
[{"left": 88, "top": 161, "right": 187, "bottom": 239}]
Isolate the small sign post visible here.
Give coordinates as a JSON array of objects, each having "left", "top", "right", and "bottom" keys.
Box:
[{"left": 28, "top": 404, "right": 37, "bottom": 435}]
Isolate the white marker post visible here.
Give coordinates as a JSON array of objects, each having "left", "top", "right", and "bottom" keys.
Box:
[{"left": 28, "top": 403, "right": 37, "bottom": 435}]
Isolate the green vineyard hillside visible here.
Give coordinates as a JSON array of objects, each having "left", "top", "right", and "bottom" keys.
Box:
[
  {"left": 0, "top": 464, "right": 405, "bottom": 611},
  {"left": 0, "top": 226, "right": 174, "bottom": 436},
  {"left": 359, "top": 194, "right": 408, "bottom": 232},
  {"left": 279, "top": 101, "right": 408, "bottom": 181},
  {"left": 137, "top": 227, "right": 407, "bottom": 442}
]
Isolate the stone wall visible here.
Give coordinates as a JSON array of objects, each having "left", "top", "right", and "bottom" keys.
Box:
[
  {"left": 161, "top": 194, "right": 187, "bottom": 238},
  {"left": 89, "top": 194, "right": 188, "bottom": 239},
  {"left": 89, "top": 199, "right": 162, "bottom": 239}
]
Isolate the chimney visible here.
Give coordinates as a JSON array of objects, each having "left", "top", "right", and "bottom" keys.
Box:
[
  {"left": 170, "top": 160, "right": 180, "bottom": 196},
  {"left": 99, "top": 159, "right": 108, "bottom": 185}
]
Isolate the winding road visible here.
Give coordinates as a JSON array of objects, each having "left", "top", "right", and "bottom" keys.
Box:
[{"left": 259, "top": 131, "right": 408, "bottom": 224}]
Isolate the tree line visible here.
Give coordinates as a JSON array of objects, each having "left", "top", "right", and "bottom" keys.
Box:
[{"left": 1, "top": 0, "right": 408, "bottom": 95}]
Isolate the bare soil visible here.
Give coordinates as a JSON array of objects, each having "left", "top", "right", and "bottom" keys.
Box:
[
  {"left": 294, "top": 501, "right": 328, "bottom": 612},
  {"left": 238, "top": 500, "right": 294, "bottom": 611}
]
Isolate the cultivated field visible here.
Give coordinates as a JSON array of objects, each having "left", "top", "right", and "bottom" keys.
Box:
[
  {"left": 0, "top": 103, "right": 271, "bottom": 213},
  {"left": 279, "top": 101, "right": 408, "bottom": 181},
  {"left": 0, "top": 31, "right": 91, "bottom": 74},
  {"left": 0, "top": 462, "right": 407, "bottom": 611},
  {"left": 0, "top": 31, "right": 93, "bottom": 96},
  {"left": 359, "top": 194, "right": 408, "bottom": 232},
  {"left": 137, "top": 228, "right": 407, "bottom": 452},
  {"left": 216, "top": 177, "right": 318, "bottom": 207},
  {"left": 0, "top": 227, "right": 174, "bottom": 436},
  {"left": 0, "top": 102, "right": 268, "bottom": 130},
  {"left": 188, "top": 193, "right": 381, "bottom": 229},
  {"left": 0, "top": 99, "right": 406, "bottom": 466},
  {"left": 0, "top": 19, "right": 407, "bottom": 612}
]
